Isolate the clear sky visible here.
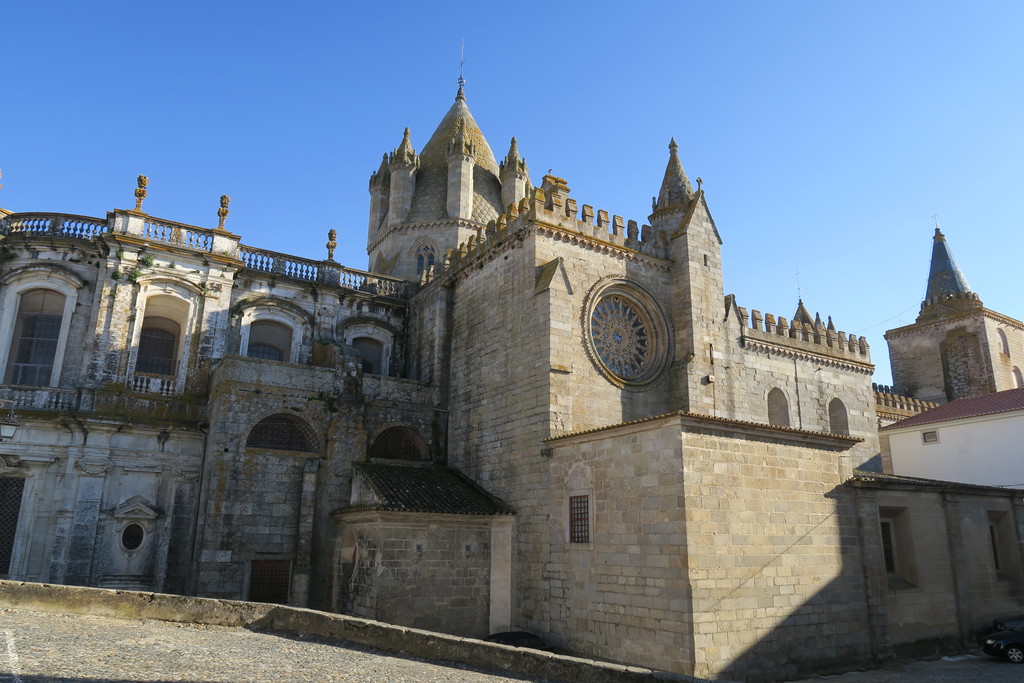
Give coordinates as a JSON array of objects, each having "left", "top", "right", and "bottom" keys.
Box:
[{"left": 4, "top": 1, "right": 1022, "bottom": 386}]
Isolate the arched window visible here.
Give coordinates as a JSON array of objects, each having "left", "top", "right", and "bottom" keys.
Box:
[
  {"left": 246, "top": 414, "right": 318, "bottom": 452},
  {"left": 828, "top": 398, "right": 850, "bottom": 436},
  {"left": 368, "top": 426, "right": 429, "bottom": 461},
  {"left": 1014, "top": 367, "right": 1024, "bottom": 389},
  {"left": 136, "top": 316, "right": 180, "bottom": 375},
  {"left": 415, "top": 244, "right": 436, "bottom": 276},
  {"left": 767, "top": 388, "right": 790, "bottom": 427},
  {"left": 5, "top": 288, "right": 66, "bottom": 386},
  {"left": 998, "top": 328, "right": 1011, "bottom": 356},
  {"left": 352, "top": 337, "right": 384, "bottom": 374},
  {"left": 246, "top": 320, "right": 293, "bottom": 361}
]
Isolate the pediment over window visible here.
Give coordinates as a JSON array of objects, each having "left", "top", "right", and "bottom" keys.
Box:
[{"left": 113, "top": 495, "right": 160, "bottom": 519}]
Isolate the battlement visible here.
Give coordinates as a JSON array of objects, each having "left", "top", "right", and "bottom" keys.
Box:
[
  {"left": 419, "top": 174, "right": 669, "bottom": 285},
  {"left": 873, "top": 384, "right": 940, "bottom": 423},
  {"left": 738, "top": 306, "right": 871, "bottom": 366}
]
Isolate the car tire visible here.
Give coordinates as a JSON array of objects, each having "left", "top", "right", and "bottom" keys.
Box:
[{"left": 1007, "top": 646, "right": 1024, "bottom": 663}]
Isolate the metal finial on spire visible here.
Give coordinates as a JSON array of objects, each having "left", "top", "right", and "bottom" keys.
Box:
[{"left": 457, "top": 40, "right": 466, "bottom": 89}]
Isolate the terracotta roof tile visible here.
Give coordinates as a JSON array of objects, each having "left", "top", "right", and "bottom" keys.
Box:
[
  {"left": 880, "top": 387, "right": 1024, "bottom": 431},
  {"left": 353, "top": 462, "right": 514, "bottom": 515}
]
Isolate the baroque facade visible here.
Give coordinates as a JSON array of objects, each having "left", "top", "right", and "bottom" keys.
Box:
[{"left": 2, "top": 86, "right": 1023, "bottom": 681}]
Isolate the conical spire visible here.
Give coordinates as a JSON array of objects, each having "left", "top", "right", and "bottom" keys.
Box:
[
  {"left": 925, "top": 227, "right": 972, "bottom": 302},
  {"left": 419, "top": 87, "right": 498, "bottom": 173},
  {"left": 654, "top": 138, "right": 695, "bottom": 212}
]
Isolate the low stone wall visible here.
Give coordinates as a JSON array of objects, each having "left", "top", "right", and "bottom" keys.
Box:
[{"left": 0, "top": 580, "right": 715, "bottom": 683}]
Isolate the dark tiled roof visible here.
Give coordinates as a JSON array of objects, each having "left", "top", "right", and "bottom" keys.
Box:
[
  {"left": 880, "top": 387, "right": 1024, "bottom": 431},
  {"left": 353, "top": 462, "right": 514, "bottom": 515},
  {"left": 925, "top": 228, "right": 972, "bottom": 300},
  {"left": 851, "top": 469, "right": 1016, "bottom": 493}
]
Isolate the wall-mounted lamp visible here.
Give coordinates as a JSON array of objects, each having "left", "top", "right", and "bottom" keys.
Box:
[{"left": 0, "top": 399, "right": 19, "bottom": 441}]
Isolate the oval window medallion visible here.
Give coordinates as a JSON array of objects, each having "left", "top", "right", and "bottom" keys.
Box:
[{"left": 121, "top": 523, "right": 145, "bottom": 551}]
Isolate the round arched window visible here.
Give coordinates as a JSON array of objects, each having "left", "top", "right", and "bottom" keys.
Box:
[
  {"left": 584, "top": 280, "right": 670, "bottom": 388},
  {"left": 121, "top": 523, "right": 145, "bottom": 551}
]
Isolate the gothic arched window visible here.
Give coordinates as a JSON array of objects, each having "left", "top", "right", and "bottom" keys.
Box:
[
  {"left": 1013, "top": 367, "right": 1023, "bottom": 389},
  {"left": 767, "top": 388, "right": 790, "bottom": 427},
  {"left": 998, "top": 328, "right": 1011, "bottom": 356},
  {"left": 828, "top": 398, "right": 850, "bottom": 436},
  {"left": 415, "top": 244, "right": 436, "bottom": 276}
]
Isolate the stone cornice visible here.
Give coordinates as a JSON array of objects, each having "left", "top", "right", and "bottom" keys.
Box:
[
  {"left": 367, "top": 218, "right": 486, "bottom": 254},
  {"left": 885, "top": 307, "right": 1024, "bottom": 338},
  {"left": 741, "top": 336, "right": 874, "bottom": 374}
]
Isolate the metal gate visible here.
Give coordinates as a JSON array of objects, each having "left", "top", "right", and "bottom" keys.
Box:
[
  {"left": 0, "top": 478, "right": 26, "bottom": 575},
  {"left": 248, "top": 559, "right": 291, "bottom": 604}
]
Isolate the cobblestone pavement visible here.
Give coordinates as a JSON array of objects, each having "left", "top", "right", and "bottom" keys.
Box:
[
  {"left": 3, "top": 607, "right": 1023, "bottom": 683},
  {"left": 0, "top": 608, "right": 551, "bottom": 683}
]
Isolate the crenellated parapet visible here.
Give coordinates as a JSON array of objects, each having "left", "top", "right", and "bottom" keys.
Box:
[
  {"left": 738, "top": 305, "right": 872, "bottom": 371},
  {"left": 873, "top": 383, "right": 940, "bottom": 423},
  {"left": 417, "top": 174, "right": 670, "bottom": 286}
]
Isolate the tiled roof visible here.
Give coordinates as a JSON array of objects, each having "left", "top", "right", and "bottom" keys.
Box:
[
  {"left": 880, "top": 387, "right": 1024, "bottom": 431},
  {"left": 925, "top": 228, "right": 972, "bottom": 301},
  {"left": 851, "top": 469, "right": 1016, "bottom": 493},
  {"left": 353, "top": 462, "right": 514, "bottom": 515}
]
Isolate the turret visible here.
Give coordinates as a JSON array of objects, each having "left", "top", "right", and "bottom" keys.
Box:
[
  {"left": 368, "top": 154, "right": 390, "bottom": 239},
  {"left": 446, "top": 114, "right": 475, "bottom": 220},
  {"left": 648, "top": 137, "right": 695, "bottom": 233},
  {"left": 500, "top": 137, "right": 531, "bottom": 209},
  {"left": 387, "top": 128, "right": 419, "bottom": 228}
]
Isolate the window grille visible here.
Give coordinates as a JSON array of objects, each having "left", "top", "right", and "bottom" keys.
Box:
[
  {"left": 248, "top": 559, "right": 291, "bottom": 604},
  {"left": 368, "top": 426, "right": 428, "bottom": 460},
  {"left": 6, "top": 287, "right": 65, "bottom": 386},
  {"left": 136, "top": 328, "right": 176, "bottom": 375},
  {"left": 246, "top": 344, "right": 283, "bottom": 361},
  {"left": 0, "top": 478, "right": 26, "bottom": 574},
  {"left": 246, "top": 414, "right": 318, "bottom": 452},
  {"left": 569, "top": 495, "right": 590, "bottom": 544}
]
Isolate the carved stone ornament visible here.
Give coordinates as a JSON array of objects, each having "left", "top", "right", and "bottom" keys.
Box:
[
  {"left": 75, "top": 458, "right": 111, "bottom": 476},
  {"left": 0, "top": 454, "right": 22, "bottom": 476}
]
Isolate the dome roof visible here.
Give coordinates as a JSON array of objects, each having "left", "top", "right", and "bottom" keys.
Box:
[{"left": 406, "top": 87, "right": 504, "bottom": 224}]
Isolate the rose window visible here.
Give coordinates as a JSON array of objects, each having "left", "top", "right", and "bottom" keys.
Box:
[{"left": 590, "top": 294, "right": 651, "bottom": 380}]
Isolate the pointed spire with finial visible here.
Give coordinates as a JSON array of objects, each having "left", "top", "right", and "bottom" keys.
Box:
[
  {"left": 390, "top": 127, "right": 419, "bottom": 169},
  {"left": 917, "top": 224, "right": 982, "bottom": 322},
  {"left": 654, "top": 138, "right": 695, "bottom": 213}
]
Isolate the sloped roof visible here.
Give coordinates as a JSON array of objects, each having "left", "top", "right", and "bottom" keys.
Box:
[
  {"left": 353, "top": 462, "right": 514, "bottom": 515},
  {"left": 851, "top": 469, "right": 1016, "bottom": 493},
  {"left": 881, "top": 387, "right": 1024, "bottom": 431}
]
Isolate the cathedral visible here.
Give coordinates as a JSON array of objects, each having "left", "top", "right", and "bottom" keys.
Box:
[{"left": 2, "top": 85, "right": 1022, "bottom": 682}]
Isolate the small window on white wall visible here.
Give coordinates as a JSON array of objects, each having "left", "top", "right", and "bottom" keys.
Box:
[
  {"left": 922, "top": 430, "right": 938, "bottom": 444},
  {"left": 247, "top": 321, "right": 293, "bottom": 361}
]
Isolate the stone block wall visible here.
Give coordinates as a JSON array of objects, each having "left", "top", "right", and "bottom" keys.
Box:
[{"left": 334, "top": 510, "right": 494, "bottom": 637}]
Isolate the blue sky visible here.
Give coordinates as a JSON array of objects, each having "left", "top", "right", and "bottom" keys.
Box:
[{"left": 5, "top": 1, "right": 1022, "bottom": 385}]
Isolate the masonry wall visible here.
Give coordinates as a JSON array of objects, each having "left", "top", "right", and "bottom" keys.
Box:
[
  {"left": 680, "top": 425, "right": 870, "bottom": 682},
  {"left": 334, "top": 511, "right": 493, "bottom": 637}
]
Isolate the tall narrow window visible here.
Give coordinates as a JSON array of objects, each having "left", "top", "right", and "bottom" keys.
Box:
[
  {"left": 767, "top": 388, "right": 790, "bottom": 427},
  {"left": 879, "top": 520, "right": 897, "bottom": 574},
  {"left": 828, "top": 398, "right": 849, "bottom": 435},
  {"left": 1014, "top": 367, "right": 1023, "bottom": 389},
  {"left": 415, "top": 244, "right": 436, "bottom": 276},
  {"left": 997, "top": 328, "right": 1011, "bottom": 356},
  {"left": 5, "top": 289, "right": 66, "bottom": 386},
  {"left": 246, "top": 320, "right": 293, "bottom": 362},
  {"left": 135, "top": 317, "right": 180, "bottom": 375},
  {"left": 989, "top": 523, "right": 1002, "bottom": 572},
  {"left": 569, "top": 495, "right": 590, "bottom": 544}
]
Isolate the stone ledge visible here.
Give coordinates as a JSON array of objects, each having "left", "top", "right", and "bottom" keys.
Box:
[{"left": 0, "top": 580, "right": 721, "bottom": 683}]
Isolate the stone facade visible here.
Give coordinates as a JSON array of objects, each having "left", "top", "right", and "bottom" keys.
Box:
[{"left": 3, "top": 87, "right": 1024, "bottom": 682}]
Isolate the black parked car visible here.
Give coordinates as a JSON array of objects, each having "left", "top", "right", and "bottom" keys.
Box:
[
  {"left": 980, "top": 622, "right": 1024, "bottom": 663},
  {"left": 993, "top": 614, "right": 1024, "bottom": 632}
]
